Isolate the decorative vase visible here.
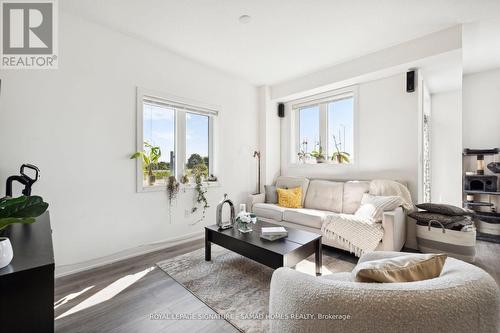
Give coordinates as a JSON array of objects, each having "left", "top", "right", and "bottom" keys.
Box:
[
  {"left": 0, "top": 237, "right": 13, "bottom": 269},
  {"left": 148, "top": 174, "right": 156, "bottom": 186},
  {"left": 237, "top": 222, "right": 253, "bottom": 233},
  {"left": 316, "top": 157, "right": 325, "bottom": 164}
]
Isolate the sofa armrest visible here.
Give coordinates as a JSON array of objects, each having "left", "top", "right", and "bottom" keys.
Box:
[
  {"left": 381, "top": 206, "right": 406, "bottom": 251},
  {"left": 247, "top": 193, "right": 265, "bottom": 212}
]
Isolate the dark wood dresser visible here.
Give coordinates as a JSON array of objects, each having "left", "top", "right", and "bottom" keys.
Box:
[{"left": 0, "top": 211, "right": 55, "bottom": 332}]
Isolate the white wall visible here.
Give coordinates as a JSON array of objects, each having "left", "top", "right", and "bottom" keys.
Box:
[
  {"left": 280, "top": 73, "right": 419, "bottom": 199},
  {"left": 431, "top": 90, "right": 462, "bottom": 206},
  {"left": 258, "top": 86, "right": 281, "bottom": 190},
  {"left": 0, "top": 13, "right": 259, "bottom": 274},
  {"left": 463, "top": 69, "right": 500, "bottom": 148}
]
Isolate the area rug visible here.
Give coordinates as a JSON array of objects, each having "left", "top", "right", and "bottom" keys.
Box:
[{"left": 156, "top": 245, "right": 356, "bottom": 333}]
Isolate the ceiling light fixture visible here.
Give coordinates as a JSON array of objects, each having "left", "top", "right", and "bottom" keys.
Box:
[{"left": 239, "top": 15, "right": 251, "bottom": 24}]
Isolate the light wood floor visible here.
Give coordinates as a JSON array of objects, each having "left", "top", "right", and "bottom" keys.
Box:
[{"left": 55, "top": 240, "right": 499, "bottom": 333}]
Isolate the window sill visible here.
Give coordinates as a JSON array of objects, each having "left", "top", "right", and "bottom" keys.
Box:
[
  {"left": 137, "top": 181, "right": 221, "bottom": 193},
  {"left": 289, "top": 161, "right": 357, "bottom": 168}
]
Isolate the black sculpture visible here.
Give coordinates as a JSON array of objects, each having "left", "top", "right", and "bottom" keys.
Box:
[{"left": 5, "top": 164, "right": 40, "bottom": 197}]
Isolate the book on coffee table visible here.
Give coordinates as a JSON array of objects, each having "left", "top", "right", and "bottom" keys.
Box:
[
  {"left": 261, "top": 226, "right": 287, "bottom": 236},
  {"left": 260, "top": 233, "right": 287, "bottom": 241}
]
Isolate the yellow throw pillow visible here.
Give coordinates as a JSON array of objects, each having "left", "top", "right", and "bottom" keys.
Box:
[
  {"left": 352, "top": 253, "right": 447, "bottom": 283},
  {"left": 277, "top": 187, "right": 302, "bottom": 208}
]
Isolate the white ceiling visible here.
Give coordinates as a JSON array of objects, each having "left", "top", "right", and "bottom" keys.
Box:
[{"left": 62, "top": 0, "right": 500, "bottom": 85}]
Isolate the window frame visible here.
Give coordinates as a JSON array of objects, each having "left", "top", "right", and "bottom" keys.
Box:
[
  {"left": 136, "top": 87, "right": 218, "bottom": 192},
  {"left": 290, "top": 86, "right": 358, "bottom": 166}
]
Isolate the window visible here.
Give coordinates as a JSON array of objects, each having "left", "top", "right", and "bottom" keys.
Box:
[
  {"left": 185, "top": 112, "right": 210, "bottom": 177},
  {"left": 298, "top": 105, "right": 320, "bottom": 155},
  {"left": 293, "top": 88, "right": 356, "bottom": 165},
  {"left": 136, "top": 88, "right": 217, "bottom": 191},
  {"left": 142, "top": 103, "right": 175, "bottom": 186},
  {"left": 327, "top": 97, "right": 354, "bottom": 163}
]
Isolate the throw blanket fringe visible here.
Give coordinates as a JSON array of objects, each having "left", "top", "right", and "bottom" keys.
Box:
[{"left": 322, "top": 214, "right": 384, "bottom": 257}]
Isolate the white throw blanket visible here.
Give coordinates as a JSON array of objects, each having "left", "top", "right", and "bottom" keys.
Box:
[
  {"left": 322, "top": 179, "right": 414, "bottom": 256},
  {"left": 322, "top": 214, "right": 383, "bottom": 257}
]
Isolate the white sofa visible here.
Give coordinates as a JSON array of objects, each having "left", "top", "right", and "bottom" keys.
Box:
[
  {"left": 269, "top": 251, "right": 500, "bottom": 333},
  {"left": 248, "top": 176, "right": 406, "bottom": 254}
]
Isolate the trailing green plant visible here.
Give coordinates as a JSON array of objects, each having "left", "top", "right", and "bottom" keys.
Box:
[
  {"left": 166, "top": 176, "right": 179, "bottom": 205},
  {"left": 130, "top": 141, "right": 162, "bottom": 183},
  {"left": 191, "top": 163, "right": 209, "bottom": 223},
  {"left": 0, "top": 195, "right": 49, "bottom": 231}
]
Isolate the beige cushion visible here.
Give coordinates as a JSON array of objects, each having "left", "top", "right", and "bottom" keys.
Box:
[
  {"left": 282, "top": 208, "right": 330, "bottom": 229},
  {"left": 276, "top": 176, "right": 310, "bottom": 206},
  {"left": 352, "top": 253, "right": 447, "bottom": 283},
  {"left": 354, "top": 193, "right": 403, "bottom": 221},
  {"left": 252, "top": 203, "right": 286, "bottom": 221},
  {"left": 342, "top": 181, "right": 370, "bottom": 214},
  {"left": 304, "top": 180, "right": 343, "bottom": 213}
]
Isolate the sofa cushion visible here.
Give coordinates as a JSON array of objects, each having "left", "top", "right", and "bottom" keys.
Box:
[
  {"left": 264, "top": 185, "right": 278, "bottom": 204},
  {"left": 415, "top": 203, "right": 473, "bottom": 216},
  {"left": 282, "top": 208, "right": 331, "bottom": 229},
  {"left": 252, "top": 203, "right": 286, "bottom": 221},
  {"left": 352, "top": 253, "right": 447, "bottom": 283},
  {"left": 277, "top": 187, "right": 302, "bottom": 208},
  {"left": 342, "top": 181, "right": 370, "bottom": 214},
  {"left": 304, "top": 180, "right": 343, "bottom": 213},
  {"left": 355, "top": 193, "right": 403, "bottom": 222},
  {"left": 276, "top": 176, "right": 310, "bottom": 206}
]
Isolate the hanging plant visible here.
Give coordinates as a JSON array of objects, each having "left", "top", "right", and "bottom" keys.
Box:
[
  {"left": 190, "top": 163, "right": 209, "bottom": 224},
  {"left": 166, "top": 176, "right": 180, "bottom": 205}
]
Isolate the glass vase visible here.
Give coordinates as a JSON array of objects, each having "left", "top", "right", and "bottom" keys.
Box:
[{"left": 237, "top": 222, "right": 252, "bottom": 233}]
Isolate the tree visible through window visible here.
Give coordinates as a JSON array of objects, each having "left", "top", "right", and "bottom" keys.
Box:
[
  {"left": 137, "top": 91, "right": 216, "bottom": 191},
  {"left": 185, "top": 112, "right": 209, "bottom": 176}
]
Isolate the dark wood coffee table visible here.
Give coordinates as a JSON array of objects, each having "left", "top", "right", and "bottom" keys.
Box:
[{"left": 205, "top": 220, "right": 322, "bottom": 275}]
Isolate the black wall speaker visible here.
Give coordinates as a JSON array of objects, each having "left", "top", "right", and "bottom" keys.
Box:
[
  {"left": 406, "top": 70, "right": 415, "bottom": 93},
  {"left": 278, "top": 103, "right": 285, "bottom": 118}
]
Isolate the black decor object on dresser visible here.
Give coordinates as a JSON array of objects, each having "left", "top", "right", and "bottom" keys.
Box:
[{"left": 0, "top": 211, "right": 54, "bottom": 332}]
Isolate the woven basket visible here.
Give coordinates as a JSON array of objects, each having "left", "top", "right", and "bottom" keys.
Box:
[{"left": 416, "top": 220, "right": 476, "bottom": 262}]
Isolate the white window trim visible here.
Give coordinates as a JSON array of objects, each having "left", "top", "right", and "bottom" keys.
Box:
[
  {"left": 288, "top": 85, "right": 359, "bottom": 168},
  {"left": 135, "top": 87, "right": 219, "bottom": 192}
]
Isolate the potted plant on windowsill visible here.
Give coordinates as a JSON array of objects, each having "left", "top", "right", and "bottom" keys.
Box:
[
  {"left": 130, "top": 141, "right": 161, "bottom": 186},
  {"left": 310, "top": 145, "right": 326, "bottom": 163},
  {"left": 331, "top": 135, "right": 350, "bottom": 164}
]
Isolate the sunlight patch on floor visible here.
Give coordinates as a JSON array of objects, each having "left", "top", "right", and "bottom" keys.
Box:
[
  {"left": 56, "top": 266, "right": 155, "bottom": 320},
  {"left": 54, "top": 286, "right": 95, "bottom": 310},
  {"left": 295, "top": 259, "right": 333, "bottom": 276}
]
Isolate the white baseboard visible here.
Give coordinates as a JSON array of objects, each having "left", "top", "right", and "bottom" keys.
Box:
[{"left": 55, "top": 231, "right": 204, "bottom": 278}]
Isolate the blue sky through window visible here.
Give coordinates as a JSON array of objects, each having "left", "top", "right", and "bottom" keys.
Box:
[
  {"left": 299, "top": 105, "right": 320, "bottom": 153},
  {"left": 143, "top": 103, "right": 175, "bottom": 163},
  {"left": 328, "top": 97, "right": 353, "bottom": 160}
]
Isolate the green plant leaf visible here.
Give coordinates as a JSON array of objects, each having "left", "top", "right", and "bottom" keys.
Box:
[
  {"left": 0, "top": 196, "right": 48, "bottom": 218},
  {"left": 130, "top": 151, "right": 143, "bottom": 159},
  {"left": 0, "top": 217, "right": 36, "bottom": 231}
]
